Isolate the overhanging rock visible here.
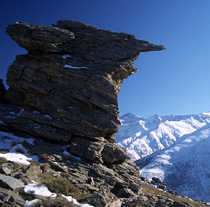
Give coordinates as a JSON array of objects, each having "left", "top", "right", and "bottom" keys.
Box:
[{"left": 3, "top": 20, "right": 165, "bottom": 143}]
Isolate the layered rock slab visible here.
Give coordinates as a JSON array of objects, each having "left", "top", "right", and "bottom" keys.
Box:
[{"left": 4, "top": 20, "right": 165, "bottom": 143}]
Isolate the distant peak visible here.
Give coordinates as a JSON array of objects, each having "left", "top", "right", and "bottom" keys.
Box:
[
  {"left": 146, "top": 114, "right": 162, "bottom": 123},
  {"left": 120, "top": 113, "right": 145, "bottom": 122}
]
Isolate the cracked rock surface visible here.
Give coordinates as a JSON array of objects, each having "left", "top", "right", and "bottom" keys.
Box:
[
  {"left": 4, "top": 20, "right": 204, "bottom": 207},
  {"left": 4, "top": 20, "right": 165, "bottom": 143}
]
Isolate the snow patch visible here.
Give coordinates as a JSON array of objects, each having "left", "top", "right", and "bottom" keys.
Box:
[
  {"left": 26, "top": 199, "right": 40, "bottom": 207},
  {"left": 16, "top": 108, "right": 24, "bottom": 116},
  {"left": 140, "top": 166, "right": 165, "bottom": 182},
  {"left": 24, "top": 182, "right": 94, "bottom": 206},
  {"left": 43, "top": 114, "right": 53, "bottom": 119},
  {"left": 5, "top": 115, "right": 15, "bottom": 119},
  {"left": 0, "top": 131, "right": 37, "bottom": 165},
  {"left": 0, "top": 152, "right": 32, "bottom": 165},
  {"left": 64, "top": 64, "right": 90, "bottom": 69},
  {"left": 63, "top": 150, "right": 81, "bottom": 161},
  {"left": 32, "top": 111, "right": 40, "bottom": 114},
  {"left": 62, "top": 195, "right": 94, "bottom": 207},
  {"left": 62, "top": 54, "right": 73, "bottom": 59},
  {"left": 24, "top": 182, "right": 56, "bottom": 198}
]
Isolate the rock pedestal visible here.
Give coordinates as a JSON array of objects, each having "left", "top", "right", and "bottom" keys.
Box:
[
  {"left": 4, "top": 20, "right": 165, "bottom": 143},
  {"left": 0, "top": 21, "right": 200, "bottom": 207},
  {"left": 0, "top": 20, "right": 167, "bottom": 206}
]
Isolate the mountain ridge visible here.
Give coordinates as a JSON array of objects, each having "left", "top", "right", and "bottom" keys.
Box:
[
  {"left": 116, "top": 112, "right": 210, "bottom": 160},
  {"left": 116, "top": 112, "right": 210, "bottom": 202}
]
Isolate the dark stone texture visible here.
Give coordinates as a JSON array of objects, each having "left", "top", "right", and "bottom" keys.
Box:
[
  {"left": 0, "top": 79, "right": 6, "bottom": 102},
  {"left": 0, "top": 187, "right": 26, "bottom": 207},
  {"left": 0, "top": 175, "right": 24, "bottom": 190},
  {"left": 67, "top": 137, "right": 130, "bottom": 164},
  {"left": 4, "top": 20, "right": 165, "bottom": 143},
  {"left": 101, "top": 143, "right": 130, "bottom": 164}
]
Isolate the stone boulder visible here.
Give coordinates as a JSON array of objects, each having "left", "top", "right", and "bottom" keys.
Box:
[
  {"left": 4, "top": 20, "right": 165, "bottom": 143},
  {"left": 0, "top": 187, "right": 26, "bottom": 207},
  {"left": 67, "top": 137, "right": 130, "bottom": 164},
  {"left": 0, "top": 175, "right": 24, "bottom": 190}
]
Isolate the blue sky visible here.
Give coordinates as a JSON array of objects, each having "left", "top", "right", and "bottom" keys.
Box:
[{"left": 1, "top": 0, "right": 210, "bottom": 118}]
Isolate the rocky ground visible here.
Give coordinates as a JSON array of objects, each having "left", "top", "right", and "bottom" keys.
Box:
[{"left": 0, "top": 122, "right": 208, "bottom": 207}]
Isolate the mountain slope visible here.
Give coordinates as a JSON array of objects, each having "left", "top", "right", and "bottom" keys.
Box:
[
  {"left": 116, "top": 112, "right": 210, "bottom": 160},
  {"left": 136, "top": 123, "right": 210, "bottom": 202},
  {"left": 116, "top": 112, "right": 210, "bottom": 202}
]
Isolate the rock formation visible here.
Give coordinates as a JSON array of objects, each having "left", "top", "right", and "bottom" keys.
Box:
[
  {"left": 3, "top": 20, "right": 165, "bottom": 143},
  {"left": 5, "top": 21, "right": 205, "bottom": 207}
]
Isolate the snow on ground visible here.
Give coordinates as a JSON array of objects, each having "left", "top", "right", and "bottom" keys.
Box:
[
  {"left": 24, "top": 181, "right": 57, "bottom": 198},
  {"left": 62, "top": 54, "right": 73, "bottom": 59},
  {"left": 26, "top": 199, "right": 40, "bottom": 207},
  {"left": 0, "top": 130, "right": 94, "bottom": 207},
  {"left": 138, "top": 123, "right": 210, "bottom": 202},
  {"left": 24, "top": 181, "right": 94, "bottom": 207},
  {"left": 64, "top": 64, "right": 90, "bottom": 69},
  {"left": 62, "top": 195, "right": 94, "bottom": 207},
  {"left": 63, "top": 150, "right": 82, "bottom": 161},
  {"left": 0, "top": 152, "right": 36, "bottom": 165},
  {"left": 0, "top": 131, "right": 38, "bottom": 165},
  {"left": 43, "top": 114, "right": 53, "bottom": 119}
]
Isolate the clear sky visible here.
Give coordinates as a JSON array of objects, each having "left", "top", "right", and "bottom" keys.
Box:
[{"left": 1, "top": 0, "right": 210, "bottom": 118}]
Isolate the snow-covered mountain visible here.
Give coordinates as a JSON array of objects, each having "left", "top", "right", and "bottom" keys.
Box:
[
  {"left": 116, "top": 112, "right": 210, "bottom": 202},
  {"left": 136, "top": 123, "right": 210, "bottom": 202},
  {"left": 116, "top": 112, "right": 210, "bottom": 160}
]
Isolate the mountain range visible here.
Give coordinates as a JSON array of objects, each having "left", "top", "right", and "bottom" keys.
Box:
[{"left": 116, "top": 112, "right": 210, "bottom": 202}]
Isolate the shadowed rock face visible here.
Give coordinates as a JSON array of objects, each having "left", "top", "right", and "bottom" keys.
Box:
[
  {"left": 0, "top": 79, "right": 6, "bottom": 102},
  {"left": 0, "top": 21, "right": 205, "bottom": 207},
  {"left": 4, "top": 20, "right": 165, "bottom": 143}
]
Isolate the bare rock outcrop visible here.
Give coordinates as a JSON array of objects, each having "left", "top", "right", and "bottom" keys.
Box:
[
  {"left": 0, "top": 131, "right": 204, "bottom": 207},
  {"left": 0, "top": 21, "right": 207, "bottom": 207},
  {"left": 0, "top": 20, "right": 165, "bottom": 206},
  {"left": 3, "top": 20, "right": 165, "bottom": 143}
]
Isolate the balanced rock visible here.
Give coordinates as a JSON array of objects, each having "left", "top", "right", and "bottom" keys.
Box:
[{"left": 4, "top": 20, "right": 165, "bottom": 143}]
